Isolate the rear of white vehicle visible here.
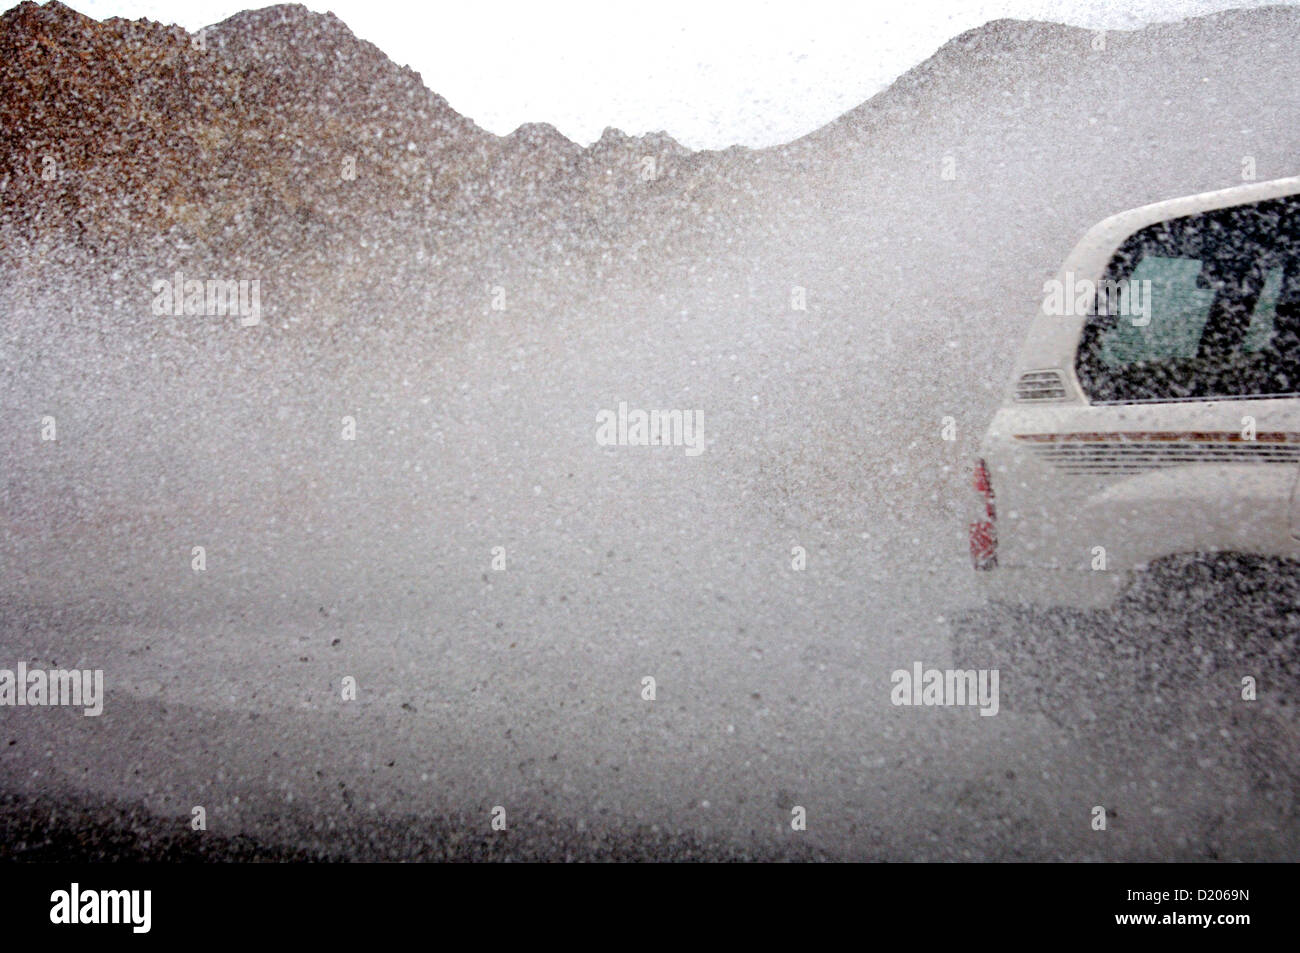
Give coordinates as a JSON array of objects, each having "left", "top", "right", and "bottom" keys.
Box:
[{"left": 975, "top": 177, "right": 1300, "bottom": 609}]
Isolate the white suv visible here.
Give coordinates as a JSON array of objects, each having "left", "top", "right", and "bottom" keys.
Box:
[{"left": 974, "top": 177, "right": 1300, "bottom": 609}]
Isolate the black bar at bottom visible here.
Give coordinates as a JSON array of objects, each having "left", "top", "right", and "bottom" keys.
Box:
[{"left": 0, "top": 862, "right": 1281, "bottom": 942}]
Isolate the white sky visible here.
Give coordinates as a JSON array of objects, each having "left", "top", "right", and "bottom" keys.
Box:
[{"left": 59, "top": 0, "right": 1297, "bottom": 148}]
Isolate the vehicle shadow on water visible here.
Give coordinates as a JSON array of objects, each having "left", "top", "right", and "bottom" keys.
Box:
[{"left": 949, "top": 556, "right": 1300, "bottom": 826}]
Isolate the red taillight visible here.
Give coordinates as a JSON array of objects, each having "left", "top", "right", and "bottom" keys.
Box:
[{"left": 969, "top": 457, "right": 997, "bottom": 570}]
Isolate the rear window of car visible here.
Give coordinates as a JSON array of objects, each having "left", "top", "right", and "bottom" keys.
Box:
[{"left": 1075, "top": 194, "right": 1300, "bottom": 403}]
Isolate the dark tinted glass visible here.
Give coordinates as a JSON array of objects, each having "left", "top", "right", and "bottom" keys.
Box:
[{"left": 1076, "top": 195, "right": 1300, "bottom": 403}]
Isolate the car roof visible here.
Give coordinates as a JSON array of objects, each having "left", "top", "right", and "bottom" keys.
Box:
[{"left": 1076, "top": 176, "right": 1300, "bottom": 262}]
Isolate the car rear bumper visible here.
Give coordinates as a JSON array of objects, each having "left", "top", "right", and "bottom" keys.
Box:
[{"left": 974, "top": 565, "right": 1133, "bottom": 610}]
